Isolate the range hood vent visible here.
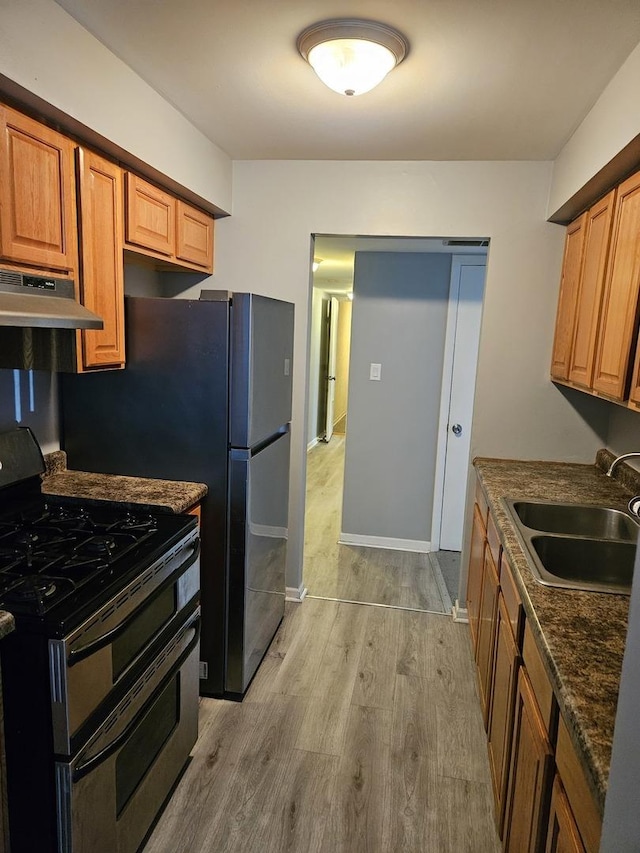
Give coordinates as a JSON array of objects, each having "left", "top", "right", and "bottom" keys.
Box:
[{"left": 0, "top": 270, "right": 103, "bottom": 330}]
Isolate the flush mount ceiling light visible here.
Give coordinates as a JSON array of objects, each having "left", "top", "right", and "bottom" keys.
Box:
[{"left": 297, "top": 19, "right": 409, "bottom": 97}]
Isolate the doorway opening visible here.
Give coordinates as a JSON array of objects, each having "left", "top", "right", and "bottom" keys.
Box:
[{"left": 303, "top": 235, "right": 488, "bottom": 613}]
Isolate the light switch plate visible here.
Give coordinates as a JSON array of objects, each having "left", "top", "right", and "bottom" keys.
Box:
[{"left": 369, "top": 363, "right": 381, "bottom": 381}]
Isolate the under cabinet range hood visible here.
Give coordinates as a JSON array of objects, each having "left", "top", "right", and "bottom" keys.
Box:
[
  {"left": 0, "top": 269, "right": 103, "bottom": 329},
  {"left": 0, "top": 269, "right": 104, "bottom": 372}
]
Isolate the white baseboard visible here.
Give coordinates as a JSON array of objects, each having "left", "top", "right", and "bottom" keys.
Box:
[
  {"left": 307, "top": 437, "right": 319, "bottom": 451},
  {"left": 285, "top": 584, "right": 307, "bottom": 602},
  {"left": 338, "top": 532, "right": 431, "bottom": 553},
  {"left": 452, "top": 600, "right": 469, "bottom": 623}
]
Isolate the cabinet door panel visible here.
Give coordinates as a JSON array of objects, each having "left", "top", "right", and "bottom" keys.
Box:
[
  {"left": 551, "top": 214, "right": 586, "bottom": 380},
  {"left": 545, "top": 777, "right": 586, "bottom": 853},
  {"left": 568, "top": 190, "right": 615, "bottom": 389},
  {"left": 77, "top": 149, "right": 125, "bottom": 369},
  {"left": 0, "top": 105, "right": 77, "bottom": 272},
  {"left": 475, "top": 548, "right": 499, "bottom": 726},
  {"left": 592, "top": 169, "right": 640, "bottom": 400},
  {"left": 125, "top": 173, "right": 175, "bottom": 257},
  {"left": 503, "top": 668, "right": 554, "bottom": 853},
  {"left": 467, "top": 503, "right": 486, "bottom": 650},
  {"left": 487, "top": 596, "right": 520, "bottom": 834},
  {"left": 176, "top": 200, "right": 213, "bottom": 271}
]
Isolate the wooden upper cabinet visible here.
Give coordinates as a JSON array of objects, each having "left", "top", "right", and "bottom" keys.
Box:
[
  {"left": 551, "top": 213, "right": 587, "bottom": 380},
  {"left": 124, "top": 173, "right": 214, "bottom": 272},
  {"left": 76, "top": 148, "right": 125, "bottom": 370},
  {"left": 125, "top": 173, "right": 175, "bottom": 257},
  {"left": 567, "top": 190, "right": 615, "bottom": 389},
  {"left": 592, "top": 169, "right": 640, "bottom": 400},
  {"left": 176, "top": 200, "right": 214, "bottom": 271},
  {"left": 0, "top": 104, "right": 77, "bottom": 273}
]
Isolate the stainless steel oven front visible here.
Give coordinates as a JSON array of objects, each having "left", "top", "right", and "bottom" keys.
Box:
[
  {"left": 55, "top": 604, "right": 200, "bottom": 853},
  {"left": 49, "top": 527, "right": 200, "bottom": 754}
]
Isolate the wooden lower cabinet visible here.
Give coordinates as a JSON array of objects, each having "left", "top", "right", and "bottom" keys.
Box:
[
  {"left": 502, "top": 668, "right": 554, "bottom": 853},
  {"left": 466, "top": 502, "right": 486, "bottom": 649},
  {"left": 487, "top": 594, "right": 520, "bottom": 830},
  {"left": 475, "top": 547, "right": 499, "bottom": 725},
  {"left": 545, "top": 776, "right": 586, "bottom": 853}
]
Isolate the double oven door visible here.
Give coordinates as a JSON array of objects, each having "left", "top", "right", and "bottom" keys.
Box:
[
  {"left": 55, "top": 605, "right": 200, "bottom": 853},
  {"left": 2, "top": 524, "right": 201, "bottom": 853}
]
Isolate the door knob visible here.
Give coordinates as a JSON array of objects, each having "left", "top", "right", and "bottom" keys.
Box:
[{"left": 451, "top": 423, "right": 462, "bottom": 436}]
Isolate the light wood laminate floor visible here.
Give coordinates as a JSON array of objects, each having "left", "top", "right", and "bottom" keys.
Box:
[
  {"left": 303, "top": 437, "right": 452, "bottom": 612},
  {"left": 143, "top": 599, "right": 501, "bottom": 853}
]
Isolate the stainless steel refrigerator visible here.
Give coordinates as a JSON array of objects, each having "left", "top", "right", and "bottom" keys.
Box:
[{"left": 60, "top": 292, "right": 294, "bottom": 698}]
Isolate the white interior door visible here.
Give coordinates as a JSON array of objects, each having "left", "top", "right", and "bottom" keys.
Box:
[
  {"left": 433, "top": 257, "right": 486, "bottom": 551},
  {"left": 324, "top": 296, "right": 339, "bottom": 441}
]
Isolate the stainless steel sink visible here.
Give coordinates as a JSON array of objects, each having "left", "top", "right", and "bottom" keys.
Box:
[
  {"left": 502, "top": 498, "right": 638, "bottom": 595},
  {"left": 512, "top": 500, "right": 639, "bottom": 541},
  {"left": 530, "top": 535, "right": 636, "bottom": 592}
]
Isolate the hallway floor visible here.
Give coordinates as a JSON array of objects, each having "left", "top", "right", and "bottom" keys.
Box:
[
  {"left": 303, "top": 436, "right": 459, "bottom": 612},
  {"left": 142, "top": 437, "right": 499, "bottom": 852},
  {"left": 143, "top": 598, "right": 501, "bottom": 853}
]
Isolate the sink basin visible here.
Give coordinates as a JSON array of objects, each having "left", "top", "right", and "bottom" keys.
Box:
[
  {"left": 511, "top": 500, "right": 639, "bottom": 541},
  {"left": 530, "top": 535, "right": 636, "bottom": 592},
  {"left": 502, "top": 498, "right": 638, "bottom": 595}
]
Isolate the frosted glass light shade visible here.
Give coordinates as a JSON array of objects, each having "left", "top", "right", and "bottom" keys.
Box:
[
  {"left": 307, "top": 39, "right": 396, "bottom": 96},
  {"left": 297, "top": 19, "right": 408, "bottom": 97}
]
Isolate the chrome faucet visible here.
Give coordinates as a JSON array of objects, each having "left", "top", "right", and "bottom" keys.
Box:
[{"left": 606, "top": 452, "right": 640, "bottom": 477}]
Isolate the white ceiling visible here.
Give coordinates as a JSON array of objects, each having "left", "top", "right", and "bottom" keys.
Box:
[{"left": 54, "top": 0, "right": 640, "bottom": 161}]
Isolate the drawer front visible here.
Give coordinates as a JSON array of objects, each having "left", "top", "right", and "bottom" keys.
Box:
[
  {"left": 486, "top": 510, "right": 501, "bottom": 568},
  {"left": 523, "top": 623, "right": 558, "bottom": 741},
  {"left": 500, "top": 553, "right": 524, "bottom": 647}
]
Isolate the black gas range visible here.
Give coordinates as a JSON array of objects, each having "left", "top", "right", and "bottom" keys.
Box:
[
  {"left": 0, "top": 483, "right": 196, "bottom": 629},
  {"left": 0, "top": 428, "right": 201, "bottom": 853}
]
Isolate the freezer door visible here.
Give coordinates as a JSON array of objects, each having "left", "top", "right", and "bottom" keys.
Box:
[
  {"left": 226, "top": 429, "right": 290, "bottom": 695},
  {"left": 230, "top": 293, "right": 294, "bottom": 448}
]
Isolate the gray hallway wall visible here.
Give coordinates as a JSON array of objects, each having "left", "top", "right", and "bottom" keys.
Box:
[{"left": 341, "top": 252, "right": 451, "bottom": 547}]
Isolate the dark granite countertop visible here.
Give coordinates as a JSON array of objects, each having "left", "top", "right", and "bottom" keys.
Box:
[
  {"left": 41, "top": 451, "right": 207, "bottom": 514},
  {"left": 474, "top": 450, "right": 638, "bottom": 816}
]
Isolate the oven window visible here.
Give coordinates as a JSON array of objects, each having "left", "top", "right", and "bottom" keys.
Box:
[
  {"left": 112, "top": 586, "right": 176, "bottom": 680},
  {"left": 116, "top": 674, "right": 180, "bottom": 817}
]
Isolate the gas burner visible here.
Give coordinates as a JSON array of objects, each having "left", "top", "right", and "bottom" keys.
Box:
[
  {"left": 111, "top": 512, "right": 158, "bottom": 534},
  {"left": 45, "top": 505, "right": 93, "bottom": 526},
  {"left": 6, "top": 575, "right": 58, "bottom": 603},
  {"left": 80, "top": 535, "right": 118, "bottom": 556},
  {"left": 14, "top": 530, "right": 42, "bottom": 547}
]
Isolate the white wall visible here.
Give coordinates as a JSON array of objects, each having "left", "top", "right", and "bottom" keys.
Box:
[
  {"left": 214, "top": 159, "right": 608, "bottom": 589},
  {"left": 549, "top": 41, "right": 640, "bottom": 217},
  {"left": 0, "top": 0, "right": 232, "bottom": 213}
]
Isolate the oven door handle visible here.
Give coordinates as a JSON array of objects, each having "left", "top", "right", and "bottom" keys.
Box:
[
  {"left": 72, "top": 614, "right": 201, "bottom": 782},
  {"left": 67, "top": 538, "right": 200, "bottom": 668}
]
